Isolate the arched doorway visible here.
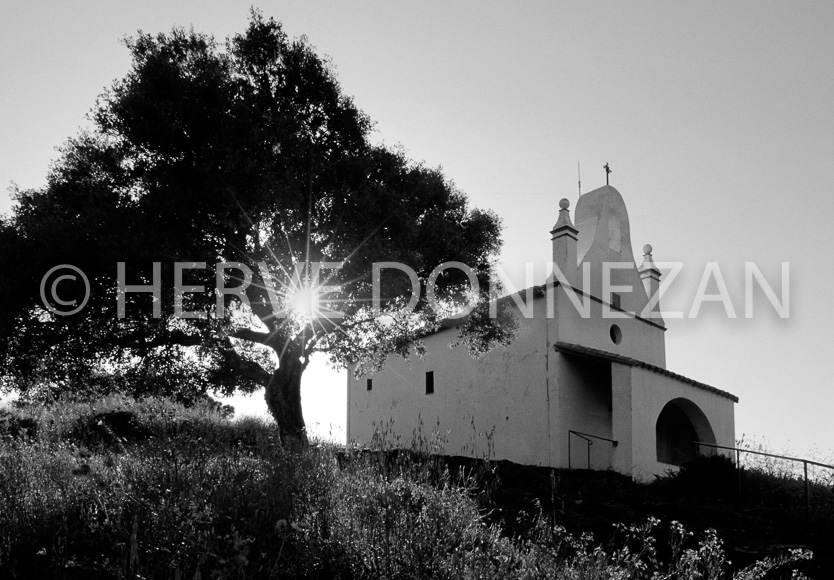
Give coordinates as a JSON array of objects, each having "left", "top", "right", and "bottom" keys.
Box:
[{"left": 655, "top": 398, "right": 716, "bottom": 466}]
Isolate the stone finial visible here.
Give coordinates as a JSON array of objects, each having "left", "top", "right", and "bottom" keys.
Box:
[
  {"left": 639, "top": 243, "right": 663, "bottom": 324},
  {"left": 550, "top": 197, "right": 579, "bottom": 288},
  {"left": 552, "top": 198, "right": 576, "bottom": 235},
  {"left": 639, "top": 244, "right": 660, "bottom": 275}
]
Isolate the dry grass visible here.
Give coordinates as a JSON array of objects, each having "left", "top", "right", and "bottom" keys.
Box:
[{"left": 0, "top": 396, "right": 816, "bottom": 579}]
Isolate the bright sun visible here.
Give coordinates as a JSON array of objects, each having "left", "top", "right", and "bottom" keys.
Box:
[{"left": 288, "top": 284, "right": 319, "bottom": 320}]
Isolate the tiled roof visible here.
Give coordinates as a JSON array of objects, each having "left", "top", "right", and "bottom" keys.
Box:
[
  {"left": 553, "top": 341, "right": 739, "bottom": 403},
  {"left": 424, "top": 280, "right": 664, "bottom": 339}
]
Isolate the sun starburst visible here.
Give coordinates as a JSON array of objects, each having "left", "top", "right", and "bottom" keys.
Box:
[{"left": 286, "top": 282, "right": 320, "bottom": 321}]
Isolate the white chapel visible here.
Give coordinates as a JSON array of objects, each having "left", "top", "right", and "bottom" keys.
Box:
[{"left": 347, "top": 185, "right": 737, "bottom": 481}]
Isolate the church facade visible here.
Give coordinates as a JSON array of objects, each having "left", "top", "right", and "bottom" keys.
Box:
[{"left": 346, "top": 185, "right": 737, "bottom": 481}]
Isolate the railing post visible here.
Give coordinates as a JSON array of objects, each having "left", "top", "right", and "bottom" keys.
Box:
[
  {"left": 568, "top": 434, "right": 572, "bottom": 470},
  {"left": 568, "top": 430, "right": 618, "bottom": 471},
  {"left": 586, "top": 440, "right": 591, "bottom": 470},
  {"left": 804, "top": 460, "right": 810, "bottom": 531}
]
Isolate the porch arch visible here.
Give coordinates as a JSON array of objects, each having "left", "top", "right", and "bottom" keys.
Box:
[{"left": 655, "top": 398, "right": 716, "bottom": 466}]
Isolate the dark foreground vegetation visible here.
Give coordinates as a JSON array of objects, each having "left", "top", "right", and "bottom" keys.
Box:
[{"left": 0, "top": 396, "right": 826, "bottom": 579}]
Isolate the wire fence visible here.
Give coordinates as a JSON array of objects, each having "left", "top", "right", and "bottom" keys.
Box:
[
  {"left": 694, "top": 440, "right": 834, "bottom": 528},
  {"left": 564, "top": 434, "right": 834, "bottom": 530}
]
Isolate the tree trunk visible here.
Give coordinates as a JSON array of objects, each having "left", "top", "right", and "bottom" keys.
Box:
[{"left": 264, "top": 347, "right": 308, "bottom": 446}]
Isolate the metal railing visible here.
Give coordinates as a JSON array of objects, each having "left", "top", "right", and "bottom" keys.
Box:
[
  {"left": 568, "top": 430, "right": 618, "bottom": 470},
  {"left": 694, "top": 441, "right": 834, "bottom": 528}
]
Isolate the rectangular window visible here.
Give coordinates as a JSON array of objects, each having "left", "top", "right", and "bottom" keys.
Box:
[
  {"left": 611, "top": 292, "right": 621, "bottom": 310},
  {"left": 366, "top": 378, "right": 373, "bottom": 391},
  {"left": 425, "top": 371, "right": 434, "bottom": 395}
]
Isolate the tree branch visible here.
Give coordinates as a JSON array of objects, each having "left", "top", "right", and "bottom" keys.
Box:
[
  {"left": 229, "top": 327, "right": 272, "bottom": 345},
  {"left": 219, "top": 339, "right": 272, "bottom": 385},
  {"left": 112, "top": 328, "right": 204, "bottom": 350}
]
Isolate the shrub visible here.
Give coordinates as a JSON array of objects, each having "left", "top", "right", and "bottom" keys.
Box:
[{"left": 656, "top": 454, "right": 739, "bottom": 500}]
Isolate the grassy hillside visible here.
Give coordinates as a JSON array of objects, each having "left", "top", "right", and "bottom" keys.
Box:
[{"left": 0, "top": 396, "right": 824, "bottom": 579}]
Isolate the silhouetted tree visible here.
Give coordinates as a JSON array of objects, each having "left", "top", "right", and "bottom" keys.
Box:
[{"left": 0, "top": 12, "right": 515, "bottom": 443}]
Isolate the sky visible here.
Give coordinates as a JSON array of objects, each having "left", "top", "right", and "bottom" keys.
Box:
[{"left": 1, "top": 1, "right": 832, "bottom": 458}]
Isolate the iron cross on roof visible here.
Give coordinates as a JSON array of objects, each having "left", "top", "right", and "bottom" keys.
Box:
[{"left": 604, "top": 162, "right": 611, "bottom": 185}]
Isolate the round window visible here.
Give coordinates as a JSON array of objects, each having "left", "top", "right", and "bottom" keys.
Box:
[{"left": 610, "top": 324, "right": 622, "bottom": 345}]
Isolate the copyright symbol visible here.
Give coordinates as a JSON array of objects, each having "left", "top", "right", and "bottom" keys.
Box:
[{"left": 39, "top": 264, "right": 91, "bottom": 316}]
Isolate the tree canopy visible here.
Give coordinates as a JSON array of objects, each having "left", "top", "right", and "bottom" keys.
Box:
[{"left": 0, "top": 12, "right": 515, "bottom": 441}]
